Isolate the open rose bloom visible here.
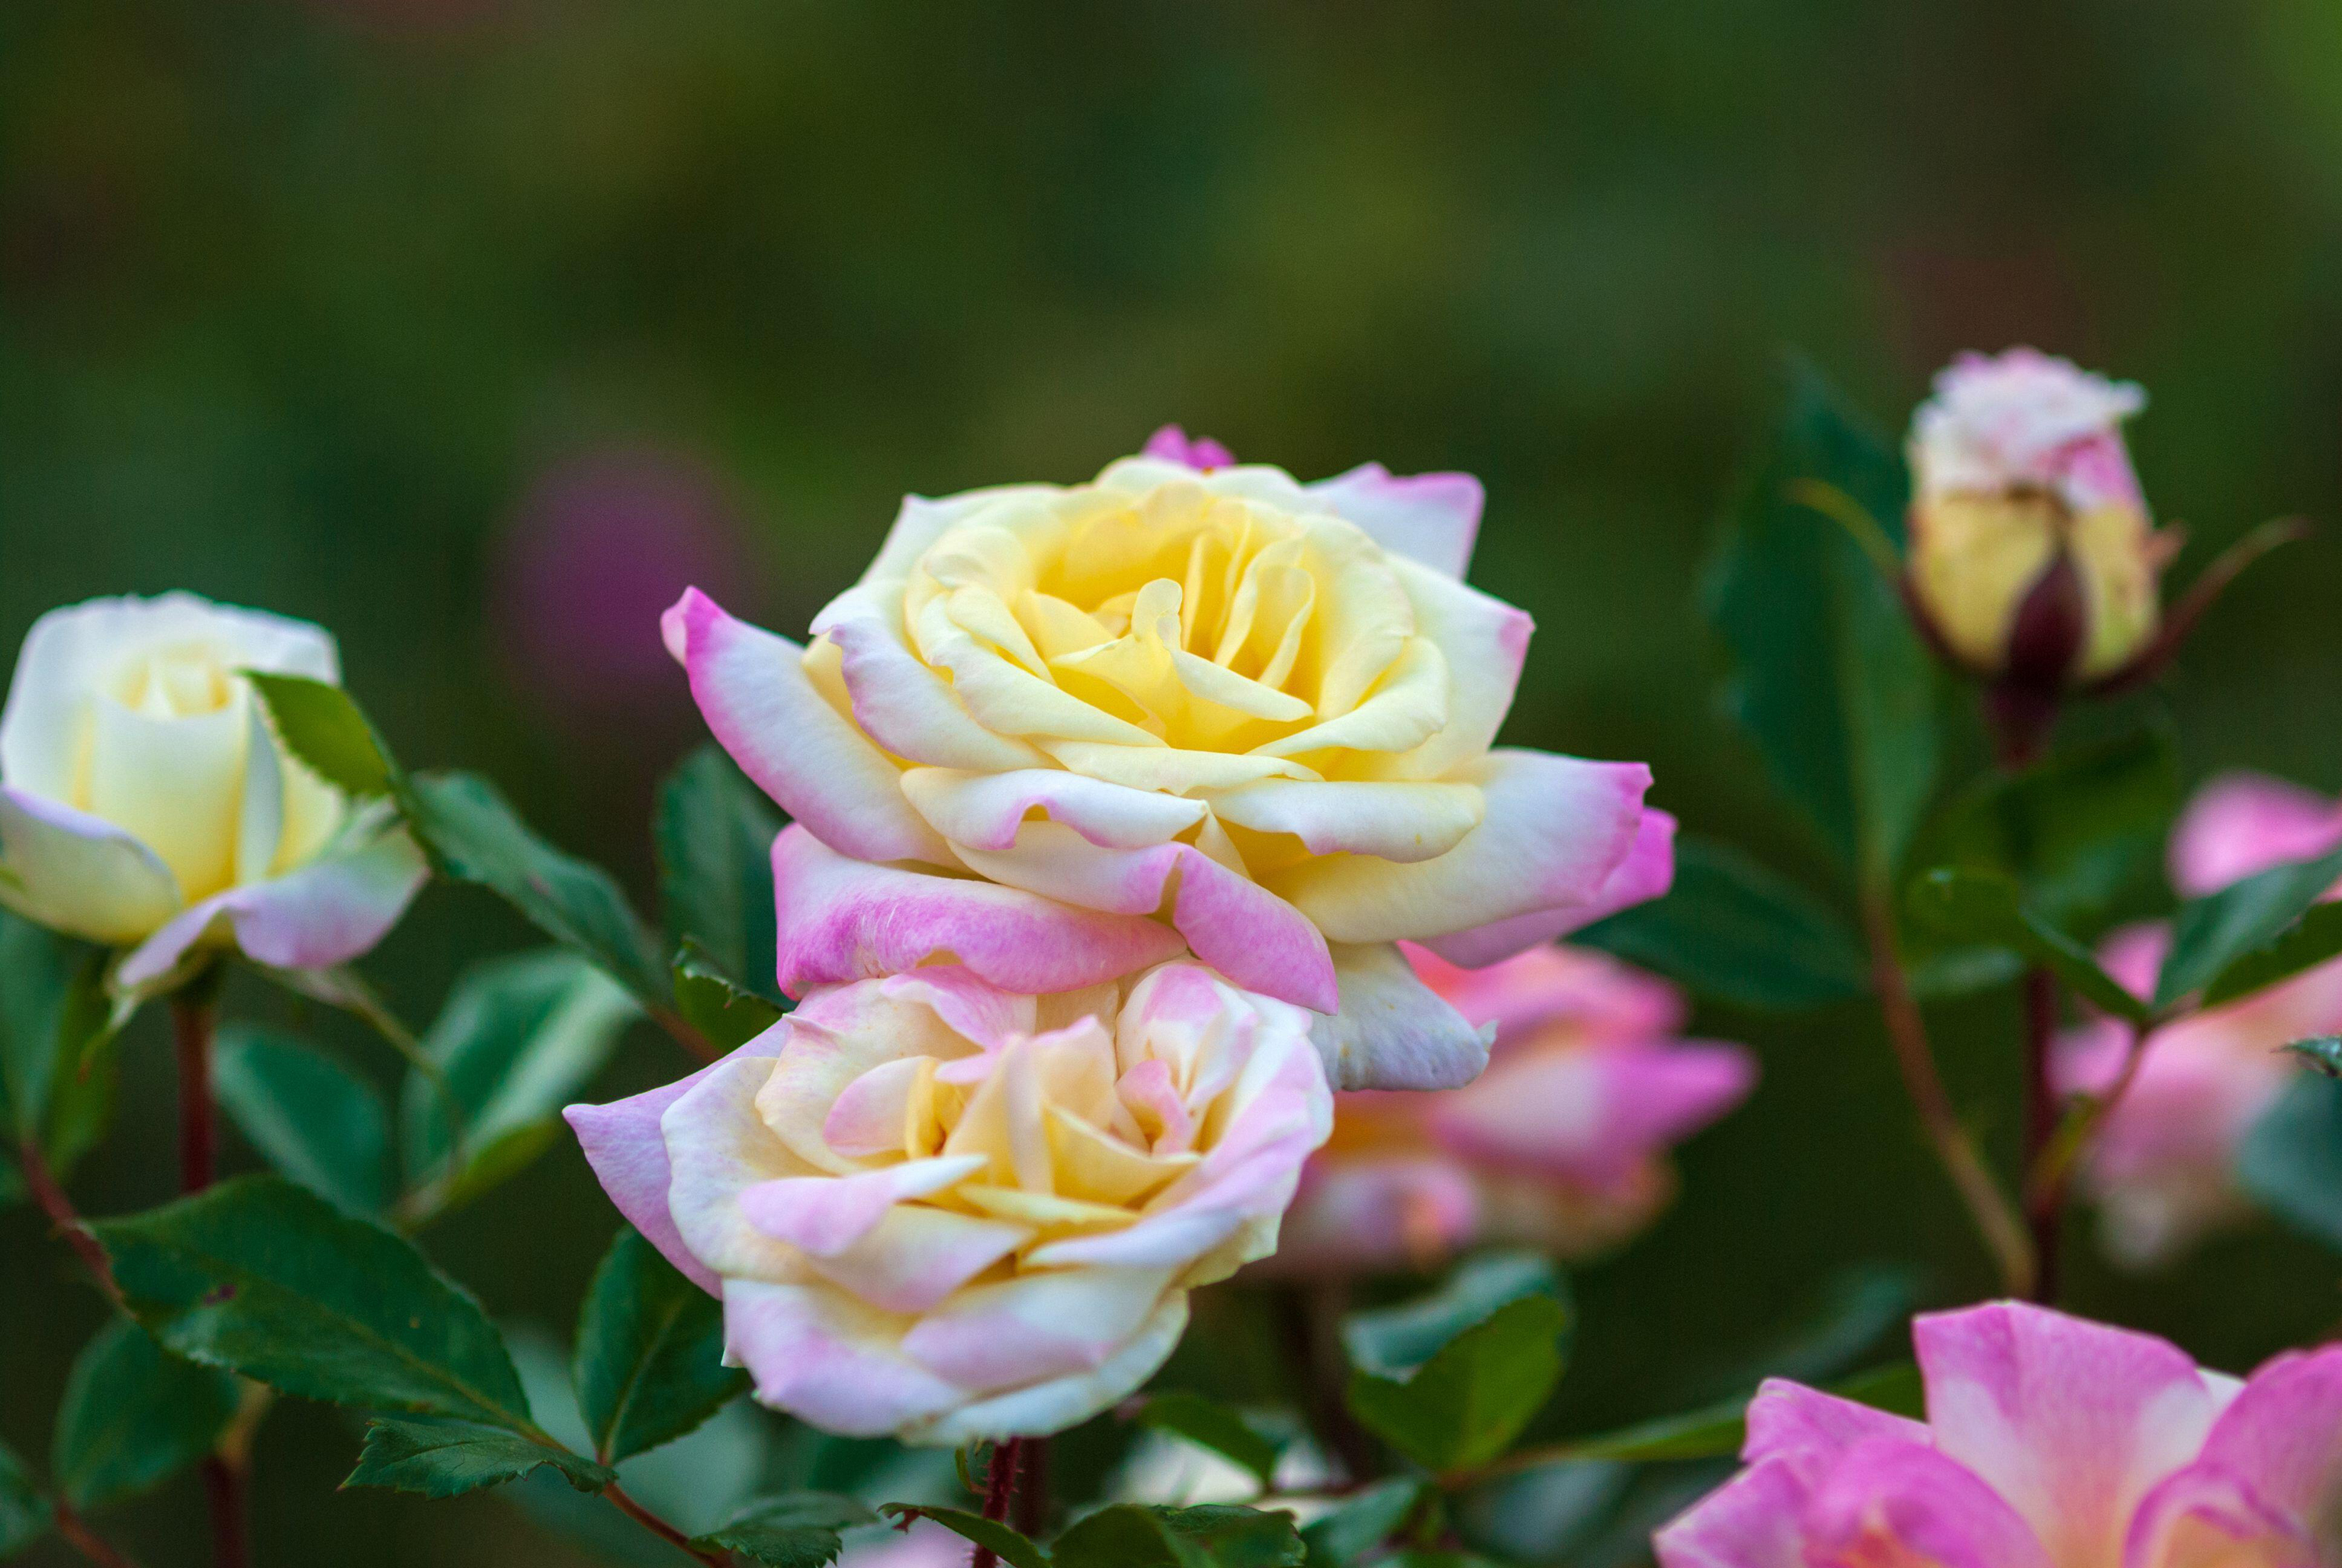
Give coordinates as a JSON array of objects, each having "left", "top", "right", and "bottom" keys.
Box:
[
  {"left": 2056, "top": 772, "right": 2342, "bottom": 1266},
  {"left": 660, "top": 429, "right": 1670, "bottom": 1090},
  {"left": 567, "top": 960, "right": 1331, "bottom": 1445},
  {"left": 1270, "top": 941, "right": 1752, "bottom": 1271},
  {"left": 0, "top": 593, "right": 426, "bottom": 988},
  {"left": 1657, "top": 1300, "right": 2342, "bottom": 1568}
]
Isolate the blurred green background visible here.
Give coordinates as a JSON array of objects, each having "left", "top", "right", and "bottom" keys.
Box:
[{"left": 8, "top": 1, "right": 2342, "bottom": 1562}]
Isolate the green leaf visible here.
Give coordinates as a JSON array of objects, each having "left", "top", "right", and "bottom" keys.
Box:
[
  {"left": 673, "top": 946, "right": 785, "bottom": 1053},
  {"left": 879, "top": 1505, "right": 1047, "bottom": 1568},
  {"left": 343, "top": 1418, "right": 612, "bottom": 1499},
  {"left": 2157, "top": 845, "right": 2342, "bottom": 1012},
  {"left": 656, "top": 744, "right": 783, "bottom": 1003},
  {"left": 1346, "top": 1268, "right": 1571, "bottom": 1476},
  {"left": 243, "top": 671, "right": 397, "bottom": 798},
  {"left": 399, "top": 770, "right": 673, "bottom": 1009},
  {"left": 214, "top": 1027, "right": 394, "bottom": 1216},
  {"left": 0, "top": 910, "right": 120, "bottom": 1177},
  {"left": 2286, "top": 1037, "right": 2342, "bottom": 1078},
  {"left": 1910, "top": 869, "right": 2151, "bottom": 1024},
  {"left": 51, "top": 1318, "right": 240, "bottom": 1509},
  {"left": 1913, "top": 726, "right": 2177, "bottom": 926},
  {"left": 1343, "top": 1251, "right": 1565, "bottom": 1379},
  {"left": 401, "top": 949, "right": 638, "bottom": 1209},
  {"left": 1133, "top": 1393, "right": 1282, "bottom": 1487},
  {"left": 1300, "top": 1479, "right": 1425, "bottom": 1567},
  {"left": 694, "top": 1492, "right": 875, "bottom": 1566},
  {"left": 92, "top": 1175, "right": 534, "bottom": 1428},
  {"left": 1706, "top": 359, "right": 1938, "bottom": 879},
  {"left": 2202, "top": 899, "right": 2342, "bottom": 1011},
  {"left": 2239, "top": 1072, "right": 2342, "bottom": 1251},
  {"left": 575, "top": 1227, "right": 746, "bottom": 1465},
  {"left": 1055, "top": 1504, "right": 1306, "bottom": 1568},
  {"left": 1574, "top": 837, "right": 1868, "bottom": 1010},
  {"left": 0, "top": 1442, "right": 50, "bottom": 1556}
]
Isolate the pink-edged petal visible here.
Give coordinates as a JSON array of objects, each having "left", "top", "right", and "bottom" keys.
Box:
[
  {"left": 1802, "top": 1438, "right": 2053, "bottom": 1568},
  {"left": 899, "top": 1265, "right": 1178, "bottom": 1389},
  {"left": 833, "top": 965, "right": 1038, "bottom": 1054},
  {"left": 1741, "top": 1378, "right": 1931, "bottom": 1474},
  {"left": 916, "top": 1293, "right": 1190, "bottom": 1448},
  {"left": 811, "top": 590, "right": 1045, "bottom": 773},
  {"left": 953, "top": 822, "right": 1337, "bottom": 1013},
  {"left": 1653, "top": 1458, "right": 1814, "bottom": 1568},
  {"left": 1210, "top": 779, "right": 1486, "bottom": 865},
  {"left": 0, "top": 786, "right": 182, "bottom": 944},
  {"left": 661, "top": 1052, "right": 821, "bottom": 1282},
  {"left": 2170, "top": 772, "right": 2342, "bottom": 898},
  {"left": 1260, "top": 1155, "right": 1482, "bottom": 1276},
  {"left": 722, "top": 1280, "right": 966, "bottom": 1437},
  {"left": 1142, "top": 426, "right": 1235, "bottom": 471},
  {"left": 1308, "top": 941, "right": 1491, "bottom": 1091},
  {"left": 1916, "top": 1301, "right": 2231, "bottom": 1568},
  {"left": 564, "top": 1020, "right": 792, "bottom": 1294},
  {"left": 1274, "top": 750, "right": 1651, "bottom": 948},
  {"left": 899, "top": 766, "right": 1207, "bottom": 852},
  {"left": 665, "top": 587, "right": 947, "bottom": 866},
  {"left": 2124, "top": 1464, "right": 2311, "bottom": 1568},
  {"left": 770, "top": 825, "right": 1184, "bottom": 999},
  {"left": 116, "top": 814, "right": 429, "bottom": 988},
  {"left": 1404, "top": 937, "right": 1685, "bottom": 1043},
  {"left": 1432, "top": 1039, "right": 1754, "bottom": 1188},
  {"left": 736, "top": 1155, "right": 989, "bottom": 1255},
  {"left": 1376, "top": 559, "right": 1534, "bottom": 782},
  {"left": 1308, "top": 461, "right": 1485, "bottom": 580},
  {"left": 2183, "top": 1344, "right": 2342, "bottom": 1519},
  {"left": 1416, "top": 806, "right": 1677, "bottom": 968}
]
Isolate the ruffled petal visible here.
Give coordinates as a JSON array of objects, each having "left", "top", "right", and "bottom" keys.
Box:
[
  {"left": 1653, "top": 1458, "right": 1815, "bottom": 1568},
  {"left": 1740, "top": 1378, "right": 1931, "bottom": 1477},
  {"left": 812, "top": 588, "right": 1046, "bottom": 772},
  {"left": 900, "top": 766, "right": 1208, "bottom": 853},
  {"left": 1802, "top": 1439, "right": 2053, "bottom": 1568},
  {"left": 1210, "top": 778, "right": 1485, "bottom": 865},
  {"left": 722, "top": 1280, "right": 966, "bottom": 1438},
  {"left": 914, "top": 1293, "right": 1190, "bottom": 1447}
]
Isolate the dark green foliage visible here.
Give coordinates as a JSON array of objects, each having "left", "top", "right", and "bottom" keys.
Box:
[
  {"left": 656, "top": 744, "right": 783, "bottom": 1003},
  {"left": 573, "top": 1227, "right": 746, "bottom": 1464},
  {"left": 51, "top": 1318, "right": 240, "bottom": 1509},
  {"left": 243, "top": 673, "right": 398, "bottom": 798},
  {"left": 1911, "top": 868, "right": 2151, "bottom": 1023},
  {"left": 1053, "top": 1504, "right": 1306, "bottom": 1568},
  {"left": 214, "top": 1026, "right": 394, "bottom": 1216},
  {"left": 693, "top": 1493, "right": 876, "bottom": 1566},
  {"left": 343, "top": 1419, "right": 612, "bottom": 1499},
  {"left": 2240, "top": 1073, "right": 2342, "bottom": 1250}
]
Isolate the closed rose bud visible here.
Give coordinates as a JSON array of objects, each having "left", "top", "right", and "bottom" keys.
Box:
[
  {"left": 0, "top": 593, "right": 426, "bottom": 988},
  {"left": 1906, "top": 349, "right": 2173, "bottom": 686}
]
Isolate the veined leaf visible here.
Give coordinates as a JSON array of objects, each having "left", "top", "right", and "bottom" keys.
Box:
[
  {"left": 2158, "top": 844, "right": 2342, "bottom": 1012},
  {"left": 1054, "top": 1503, "right": 1306, "bottom": 1568},
  {"left": 243, "top": 672, "right": 397, "bottom": 798},
  {"left": 574, "top": 1227, "right": 745, "bottom": 1465},
  {"left": 214, "top": 1026, "right": 393, "bottom": 1216},
  {"left": 343, "top": 1418, "right": 612, "bottom": 1498},
  {"left": 694, "top": 1492, "right": 875, "bottom": 1566},
  {"left": 656, "top": 744, "right": 782, "bottom": 1004},
  {"left": 52, "top": 1319, "right": 240, "bottom": 1509}
]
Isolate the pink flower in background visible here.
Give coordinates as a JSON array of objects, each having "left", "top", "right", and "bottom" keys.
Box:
[
  {"left": 659, "top": 429, "right": 1672, "bottom": 1091},
  {"left": 497, "top": 448, "right": 755, "bottom": 716},
  {"left": 835, "top": 1521, "right": 968, "bottom": 1568},
  {"left": 2056, "top": 772, "right": 2342, "bottom": 1266},
  {"left": 1656, "top": 1300, "right": 2342, "bottom": 1568},
  {"left": 567, "top": 959, "right": 1331, "bottom": 1445},
  {"left": 1267, "top": 942, "right": 1754, "bottom": 1273}
]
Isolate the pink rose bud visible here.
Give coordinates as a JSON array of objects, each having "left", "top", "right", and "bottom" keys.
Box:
[
  {"left": 0, "top": 593, "right": 426, "bottom": 988},
  {"left": 1657, "top": 1300, "right": 2342, "bottom": 1568},
  {"left": 1265, "top": 942, "right": 1753, "bottom": 1274},
  {"left": 1906, "top": 349, "right": 2173, "bottom": 687},
  {"left": 566, "top": 960, "right": 1332, "bottom": 1445},
  {"left": 2056, "top": 773, "right": 2342, "bottom": 1265}
]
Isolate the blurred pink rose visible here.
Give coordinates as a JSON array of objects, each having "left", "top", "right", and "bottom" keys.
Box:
[
  {"left": 836, "top": 1520, "right": 968, "bottom": 1568},
  {"left": 2056, "top": 771, "right": 2342, "bottom": 1266},
  {"left": 1265, "top": 941, "right": 1753, "bottom": 1273},
  {"left": 659, "top": 428, "right": 1673, "bottom": 1091},
  {"left": 1656, "top": 1300, "right": 2342, "bottom": 1568},
  {"left": 567, "top": 959, "right": 1330, "bottom": 1445}
]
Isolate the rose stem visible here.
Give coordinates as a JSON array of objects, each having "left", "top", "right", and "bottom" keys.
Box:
[
  {"left": 969, "top": 1438, "right": 1027, "bottom": 1568},
  {"left": 53, "top": 1499, "right": 143, "bottom": 1568},
  {"left": 18, "top": 1139, "right": 124, "bottom": 1307},
  {"left": 1011, "top": 1435, "right": 1049, "bottom": 1538},
  {"left": 172, "top": 978, "right": 250, "bottom": 1568},
  {"left": 604, "top": 1483, "right": 730, "bottom": 1566},
  {"left": 1989, "top": 701, "right": 2067, "bottom": 1305}
]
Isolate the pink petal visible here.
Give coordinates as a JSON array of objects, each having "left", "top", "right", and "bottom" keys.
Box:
[
  {"left": 721, "top": 1280, "right": 966, "bottom": 1436},
  {"left": 2123, "top": 1464, "right": 2308, "bottom": 1568},
  {"left": 770, "top": 825, "right": 1185, "bottom": 999},
  {"left": 1741, "top": 1378, "right": 1931, "bottom": 1476},
  {"left": 1915, "top": 1301, "right": 2231, "bottom": 1568},
  {"left": 116, "top": 815, "right": 428, "bottom": 988},
  {"left": 1802, "top": 1438, "right": 2052, "bottom": 1568},
  {"left": 1433, "top": 1039, "right": 1754, "bottom": 1188},
  {"left": 1653, "top": 1458, "right": 1814, "bottom": 1568},
  {"left": 2183, "top": 1344, "right": 2342, "bottom": 1520},
  {"left": 1141, "top": 425, "right": 1235, "bottom": 470},
  {"left": 736, "top": 1155, "right": 988, "bottom": 1255},
  {"left": 899, "top": 766, "right": 1207, "bottom": 852},
  {"left": 1415, "top": 806, "right": 1677, "bottom": 969},
  {"left": 1308, "top": 461, "right": 1484, "bottom": 580},
  {"left": 1263, "top": 1156, "right": 1482, "bottom": 1276},
  {"left": 2169, "top": 772, "right": 2342, "bottom": 898},
  {"left": 666, "top": 587, "right": 947, "bottom": 866},
  {"left": 898, "top": 1267, "right": 1177, "bottom": 1389}
]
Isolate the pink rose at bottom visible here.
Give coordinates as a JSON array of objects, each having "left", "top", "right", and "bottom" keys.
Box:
[
  {"left": 1267, "top": 942, "right": 1754, "bottom": 1273},
  {"left": 1656, "top": 1300, "right": 2342, "bottom": 1568},
  {"left": 565, "top": 960, "right": 1332, "bottom": 1445}
]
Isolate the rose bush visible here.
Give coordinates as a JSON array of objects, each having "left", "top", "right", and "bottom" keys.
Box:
[
  {"left": 1269, "top": 940, "right": 1754, "bottom": 1272},
  {"left": 1656, "top": 1300, "right": 2342, "bottom": 1568},
  {"left": 0, "top": 593, "right": 426, "bottom": 988},
  {"left": 660, "top": 428, "right": 1672, "bottom": 1088},
  {"left": 567, "top": 959, "right": 1331, "bottom": 1444},
  {"left": 2056, "top": 771, "right": 2342, "bottom": 1264}
]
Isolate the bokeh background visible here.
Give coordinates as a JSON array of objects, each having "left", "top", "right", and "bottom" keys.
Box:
[{"left": 8, "top": 2, "right": 2342, "bottom": 1561}]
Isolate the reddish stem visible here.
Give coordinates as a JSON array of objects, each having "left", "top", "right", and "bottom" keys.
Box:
[
  {"left": 172, "top": 985, "right": 251, "bottom": 1568},
  {"left": 606, "top": 1483, "right": 731, "bottom": 1566},
  {"left": 970, "top": 1439, "right": 1029, "bottom": 1568},
  {"left": 53, "top": 1500, "right": 143, "bottom": 1568},
  {"left": 2019, "top": 966, "right": 2064, "bottom": 1303},
  {"left": 18, "top": 1139, "right": 124, "bottom": 1307}
]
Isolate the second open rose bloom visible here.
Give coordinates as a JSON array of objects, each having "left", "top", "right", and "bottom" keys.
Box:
[
  {"left": 1266, "top": 940, "right": 1755, "bottom": 1273},
  {"left": 660, "top": 428, "right": 1672, "bottom": 1091},
  {"left": 2057, "top": 770, "right": 2342, "bottom": 1265},
  {"left": 567, "top": 959, "right": 1331, "bottom": 1445}
]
